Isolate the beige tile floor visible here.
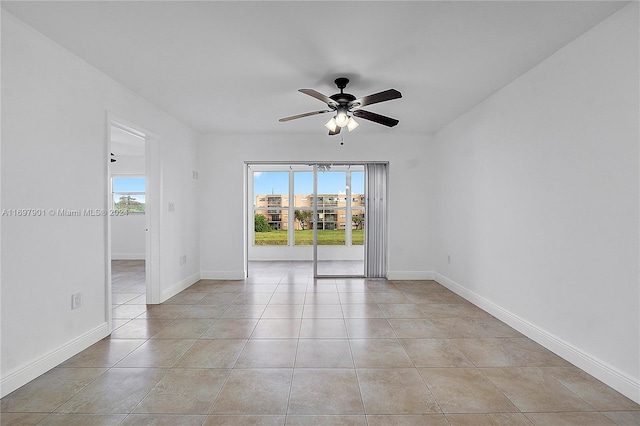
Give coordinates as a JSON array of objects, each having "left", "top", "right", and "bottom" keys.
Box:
[{"left": 1, "top": 260, "right": 639, "bottom": 425}]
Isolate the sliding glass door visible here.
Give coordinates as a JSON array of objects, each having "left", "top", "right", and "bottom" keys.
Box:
[
  {"left": 313, "top": 164, "right": 365, "bottom": 277},
  {"left": 247, "top": 162, "right": 386, "bottom": 278}
]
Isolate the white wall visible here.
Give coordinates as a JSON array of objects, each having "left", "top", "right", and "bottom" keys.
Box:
[
  {"left": 111, "top": 214, "right": 146, "bottom": 260},
  {"left": 199, "top": 132, "right": 435, "bottom": 280},
  {"left": 1, "top": 12, "right": 200, "bottom": 396},
  {"left": 432, "top": 3, "right": 639, "bottom": 402}
]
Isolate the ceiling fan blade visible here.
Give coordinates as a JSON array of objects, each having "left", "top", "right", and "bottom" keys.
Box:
[
  {"left": 353, "top": 109, "right": 399, "bottom": 127},
  {"left": 349, "top": 89, "right": 402, "bottom": 108},
  {"left": 279, "top": 110, "right": 331, "bottom": 122},
  {"left": 299, "top": 89, "right": 338, "bottom": 107},
  {"left": 329, "top": 126, "right": 342, "bottom": 136}
]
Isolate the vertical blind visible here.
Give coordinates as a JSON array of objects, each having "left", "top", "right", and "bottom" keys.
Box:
[{"left": 365, "top": 163, "right": 388, "bottom": 278}]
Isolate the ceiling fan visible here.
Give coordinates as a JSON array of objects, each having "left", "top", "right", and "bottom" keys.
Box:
[{"left": 279, "top": 77, "right": 402, "bottom": 135}]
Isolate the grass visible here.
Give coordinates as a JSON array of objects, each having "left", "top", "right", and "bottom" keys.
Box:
[{"left": 254, "top": 229, "right": 364, "bottom": 245}]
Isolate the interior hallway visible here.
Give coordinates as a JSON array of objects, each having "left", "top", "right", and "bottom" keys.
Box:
[
  {"left": 110, "top": 260, "right": 147, "bottom": 329},
  {"left": 1, "top": 261, "right": 638, "bottom": 425}
]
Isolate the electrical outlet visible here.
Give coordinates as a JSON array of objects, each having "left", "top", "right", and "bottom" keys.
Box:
[
  {"left": 192, "top": 171, "right": 199, "bottom": 180},
  {"left": 447, "top": 255, "right": 451, "bottom": 264},
  {"left": 179, "top": 255, "right": 187, "bottom": 265},
  {"left": 71, "top": 293, "right": 82, "bottom": 310},
  {"left": 168, "top": 202, "right": 175, "bottom": 212}
]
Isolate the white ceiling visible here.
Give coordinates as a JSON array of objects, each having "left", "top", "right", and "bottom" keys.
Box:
[{"left": 2, "top": 1, "right": 627, "bottom": 135}]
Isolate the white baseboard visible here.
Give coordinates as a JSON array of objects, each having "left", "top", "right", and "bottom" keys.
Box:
[
  {"left": 434, "top": 272, "right": 640, "bottom": 404},
  {"left": 111, "top": 253, "right": 145, "bottom": 260},
  {"left": 387, "top": 271, "right": 436, "bottom": 280},
  {"left": 0, "top": 322, "right": 109, "bottom": 398},
  {"left": 200, "top": 270, "right": 246, "bottom": 280},
  {"left": 161, "top": 272, "right": 201, "bottom": 302}
]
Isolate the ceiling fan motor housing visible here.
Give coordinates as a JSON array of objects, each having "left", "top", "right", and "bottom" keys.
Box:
[
  {"left": 330, "top": 77, "right": 356, "bottom": 106},
  {"left": 330, "top": 92, "right": 356, "bottom": 105}
]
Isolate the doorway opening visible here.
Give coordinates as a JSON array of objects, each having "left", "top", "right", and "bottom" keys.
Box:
[
  {"left": 108, "top": 123, "right": 148, "bottom": 325},
  {"left": 245, "top": 162, "right": 388, "bottom": 278}
]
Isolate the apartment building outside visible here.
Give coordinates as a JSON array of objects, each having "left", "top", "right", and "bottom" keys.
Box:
[{"left": 255, "top": 193, "right": 365, "bottom": 231}]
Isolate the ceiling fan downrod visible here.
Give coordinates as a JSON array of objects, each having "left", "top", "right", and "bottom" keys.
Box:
[{"left": 335, "top": 77, "right": 349, "bottom": 93}]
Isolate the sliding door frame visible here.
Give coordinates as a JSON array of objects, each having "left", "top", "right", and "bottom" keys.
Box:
[
  {"left": 313, "top": 162, "right": 365, "bottom": 279},
  {"left": 245, "top": 161, "right": 388, "bottom": 279}
]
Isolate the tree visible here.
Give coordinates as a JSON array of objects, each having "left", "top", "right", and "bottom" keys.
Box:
[
  {"left": 254, "top": 214, "right": 271, "bottom": 232},
  {"left": 352, "top": 213, "right": 365, "bottom": 230},
  {"left": 115, "top": 195, "right": 144, "bottom": 213},
  {"left": 294, "top": 210, "right": 313, "bottom": 230}
]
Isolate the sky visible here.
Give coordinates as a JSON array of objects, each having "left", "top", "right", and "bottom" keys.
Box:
[
  {"left": 254, "top": 171, "right": 364, "bottom": 196},
  {"left": 113, "top": 177, "right": 146, "bottom": 192},
  {"left": 113, "top": 177, "right": 146, "bottom": 204}
]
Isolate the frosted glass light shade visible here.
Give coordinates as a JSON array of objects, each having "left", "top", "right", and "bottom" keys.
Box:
[
  {"left": 325, "top": 118, "right": 338, "bottom": 132},
  {"left": 335, "top": 113, "right": 349, "bottom": 127},
  {"left": 347, "top": 117, "right": 359, "bottom": 132}
]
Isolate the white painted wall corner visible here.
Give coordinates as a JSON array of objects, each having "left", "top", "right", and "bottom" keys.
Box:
[{"left": 160, "top": 272, "right": 201, "bottom": 302}]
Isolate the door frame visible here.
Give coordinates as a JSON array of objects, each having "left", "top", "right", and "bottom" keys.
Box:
[
  {"left": 312, "top": 163, "right": 365, "bottom": 278},
  {"left": 245, "top": 161, "right": 379, "bottom": 278},
  {"left": 106, "top": 113, "right": 161, "bottom": 333}
]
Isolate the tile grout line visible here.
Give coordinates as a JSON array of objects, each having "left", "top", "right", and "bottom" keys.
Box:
[
  {"left": 283, "top": 290, "right": 303, "bottom": 419},
  {"left": 345, "top": 298, "right": 369, "bottom": 422}
]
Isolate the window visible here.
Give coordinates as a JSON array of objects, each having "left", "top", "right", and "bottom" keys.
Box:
[
  {"left": 293, "top": 170, "right": 313, "bottom": 245},
  {"left": 253, "top": 171, "right": 289, "bottom": 245},
  {"left": 251, "top": 165, "right": 365, "bottom": 246},
  {"left": 112, "top": 177, "right": 145, "bottom": 213},
  {"left": 351, "top": 171, "right": 365, "bottom": 245}
]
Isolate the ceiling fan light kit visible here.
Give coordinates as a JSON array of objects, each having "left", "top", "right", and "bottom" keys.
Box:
[
  {"left": 335, "top": 106, "right": 349, "bottom": 127},
  {"left": 324, "top": 118, "right": 338, "bottom": 132},
  {"left": 280, "top": 77, "right": 401, "bottom": 136}
]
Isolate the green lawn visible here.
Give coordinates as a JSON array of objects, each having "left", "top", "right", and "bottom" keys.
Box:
[{"left": 254, "top": 229, "right": 364, "bottom": 245}]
